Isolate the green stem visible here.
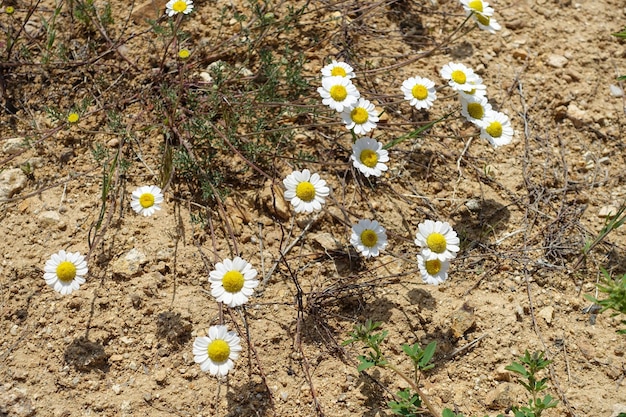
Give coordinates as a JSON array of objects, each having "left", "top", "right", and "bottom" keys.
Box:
[{"left": 384, "top": 363, "right": 440, "bottom": 417}]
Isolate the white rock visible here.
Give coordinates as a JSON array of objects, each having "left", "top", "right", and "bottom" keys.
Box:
[
  {"left": 198, "top": 72, "right": 213, "bottom": 83},
  {"left": 609, "top": 84, "right": 624, "bottom": 97},
  {"left": 610, "top": 403, "right": 626, "bottom": 417},
  {"left": 538, "top": 306, "right": 554, "bottom": 325},
  {"left": 112, "top": 384, "right": 122, "bottom": 395},
  {"left": 111, "top": 248, "right": 147, "bottom": 278},
  {"left": 599, "top": 206, "right": 619, "bottom": 218},
  {"left": 2, "top": 138, "right": 26, "bottom": 155},
  {"left": 38, "top": 210, "right": 61, "bottom": 226},
  {"left": 0, "top": 168, "right": 28, "bottom": 200},
  {"left": 546, "top": 54, "right": 568, "bottom": 68},
  {"left": 566, "top": 103, "right": 590, "bottom": 128}
]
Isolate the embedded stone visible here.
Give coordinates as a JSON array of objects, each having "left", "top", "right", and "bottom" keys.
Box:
[
  {"left": 38, "top": 210, "right": 61, "bottom": 226},
  {"left": 2, "top": 137, "right": 26, "bottom": 155},
  {"left": 546, "top": 54, "right": 568, "bottom": 68},
  {"left": 111, "top": 248, "right": 148, "bottom": 279},
  {"left": 0, "top": 168, "right": 28, "bottom": 200}
]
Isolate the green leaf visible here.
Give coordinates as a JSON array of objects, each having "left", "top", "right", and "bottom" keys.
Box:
[
  {"left": 420, "top": 341, "right": 437, "bottom": 368},
  {"left": 357, "top": 359, "right": 376, "bottom": 372},
  {"left": 505, "top": 362, "right": 529, "bottom": 377}
]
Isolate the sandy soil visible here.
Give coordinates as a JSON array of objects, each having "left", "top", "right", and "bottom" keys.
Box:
[{"left": 1, "top": 0, "right": 626, "bottom": 416}]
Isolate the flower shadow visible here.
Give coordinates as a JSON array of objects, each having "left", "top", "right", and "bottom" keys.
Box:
[
  {"left": 224, "top": 379, "right": 274, "bottom": 417},
  {"left": 64, "top": 336, "right": 110, "bottom": 373}
]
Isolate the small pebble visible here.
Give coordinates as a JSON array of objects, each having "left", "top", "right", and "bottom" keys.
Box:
[
  {"left": 609, "top": 84, "right": 624, "bottom": 97},
  {"left": 598, "top": 206, "right": 619, "bottom": 218}
]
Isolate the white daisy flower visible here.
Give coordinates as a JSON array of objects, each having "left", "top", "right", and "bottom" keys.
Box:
[
  {"left": 43, "top": 250, "right": 88, "bottom": 295},
  {"left": 474, "top": 13, "right": 501, "bottom": 33},
  {"left": 414, "top": 220, "right": 460, "bottom": 262},
  {"left": 458, "top": 77, "right": 488, "bottom": 100},
  {"left": 460, "top": 95, "right": 492, "bottom": 127},
  {"left": 341, "top": 98, "right": 379, "bottom": 135},
  {"left": 401, "top": 76, "right": 437, "bottom": 110},
  {"left": 283, "top": 169, "right": 330, "bottom": 213},
  {"left": 351, "top": 137, "right": 389, "bottom": 178},
  {"left": 318, "top": 76, "right": 360, "bottom": 112},
  {"left": 321, "top": 60, "right": 355, "bottom": 79},
  {"left": 193, "top": 325, "right": 242, "bottom": 377},
  {"left": 350, "top": 219, "right": 388, "bottom": 258},
  {"left": 480, "top": 110, "right": 514, "bottom": 147},
  {"left": 417, "top": 253, "right": 450, "bottom": 285},
  {"left": 209, "top": 257, "right": 259, "bottom": 308},
  {"left": 460, "top": 0, "right": 495, "bottom": 18},
  {"left": 165, "top": 0, "right": 193, "bottom": 16},
  {"left": 131, "top": 185, "right": 164, "bottom": 217},
  {"left": 440, "top": 62, "right": 481, "bottom": 93}
]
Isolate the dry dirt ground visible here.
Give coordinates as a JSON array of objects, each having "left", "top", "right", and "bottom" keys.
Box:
[{"left": 1, "top": 0, "right": 626, "bottom": 416}]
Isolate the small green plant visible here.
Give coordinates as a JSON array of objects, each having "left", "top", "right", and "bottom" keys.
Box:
[
  {"left": 501, "top": 351, "right": 558, "bottom": 417},
  {"left": 575, "top": 202, "right": 626, "bottom": 269},
  {"left": 343, "top": 320, "right": 439, "bottom": 416},
  {"left": 585, "top": 268, "right": 626, "bottom": 334}
]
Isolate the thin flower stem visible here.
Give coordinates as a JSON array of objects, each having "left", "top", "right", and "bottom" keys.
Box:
[{"left": 383, "top": 363, "right": 441, "bottom": 417}]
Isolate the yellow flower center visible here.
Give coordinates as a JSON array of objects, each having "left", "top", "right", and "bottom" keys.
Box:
[
  {"left": 329, "top": 85, "right": 348, "bottom": 101},
  {"left": 411, "top": 84, "right": 429, "bottom": 100},
  {"left": 178, "top": 49, "right": 190, "bottom": 59},
  {"left": 222, "top": 270, "right": 245, "bottom": 293},
  {"left": 467, "top": 102, "right": 484, "bottom": 120},
  {"left": 360, "top": 230, "right": 378, "bottom": 248},
  {"left": 476, "top": 13, "right": 490, "bottom": 26},
  {"left": 295, "top": 181, "right": 316, "bottom": 202},
  {"left": 486, "top": 121, "right": 503, "bottom": 138},
  {"left": 207, "top": 339, "right": 230, "bottom": 363},
  {"left": 451, "top": 70, "right": 467, "bottom": 84},
  {"left": 56, "top": 261, "right": 77, "bottom": 282},
  {"left": 172, "top": 0, "right": 187, "bottom": 12},
  {"left": 360, "top": 149, "right": 378, "bottom": 168},
  {"left": 426, "top": 232, "right": 447, "bottom": 253},
  {"left": 330, "top": 66, "right": 347, "bottom": 77},
  {"left": 6, "top": 6, "right": 15, "bottom": 14},
  {"left": 425, "top": 259, "right": 442, "bottom": 275},
  {"left": 67, "top": 113, "right": 79, "bottom": 123},
  {"left": 468, "top": 0, "right": 483, "bottom": 12},
  {"left": 351, "top": 107, "right": 369, "bottom": 125},
  {"left": 139, "top": 193, "right": 155, "bottom": 208}
]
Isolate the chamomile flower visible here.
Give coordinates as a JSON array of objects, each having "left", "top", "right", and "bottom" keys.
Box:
[
  {"left": 350, "top": 219, "right": 388, "bottom": 258},
  {"left": 43, "top": 250, "right": 88, "bottom": 295},
  {"left": 131, "top": 185, "right": 164, "bottom": 217},
  {"left": 458, "top": 77, "right": 488, "bottom": 100},
  {"left": 209, "top": 257, "right": 259, "bottom": 308},
  {"left": 440, "top": 62, "right": 481, "bottom": 93},
  {"left": 6, "top": 6, "right": 15, "bottom": 14},
  {"left": 341, "top": 98, "right": 379, "bottom": 135},
  {"left": 417, "top": 253, "right": 450, "bottom": 285},
  {"left": 165, "top": 0, "right": 193, "bottom": 16},
  {"left": 67, "top": 112, "right": 79, "bottom": 123},
  {"left": 473, "top": 13, "right": 501, "bottom": 33},
  {"left": 351, "top": 137, "right": 389, "bottom": 178},
  {"left": 401, "top": 76, "right": 437, "bottom": 110},
  {"left": 460, "top": 95, "right": 492, "bottom": 127},
  {"left": 283, "top": 169, "right": 330, "bottom": 213},
  {"left": 414, "top": 220, "right": 460, "bottom": 262},
  {"left": 480, "top": 110, "right": 514, "bottom": 147},
  {"left": 318, "top": 76, "right": 360, "bottom": 112},
  {"left": 321, "top": 60, "right": 356, "bottom": 79},
  {"left": 460, "top": 0, "right": 495, "bottom": 18},
  {"left": 193, "top": 325, "right": 242, "bottom": 377},
  {"left": 178, "top": 48, "right": 190, "bottom": 60}
]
